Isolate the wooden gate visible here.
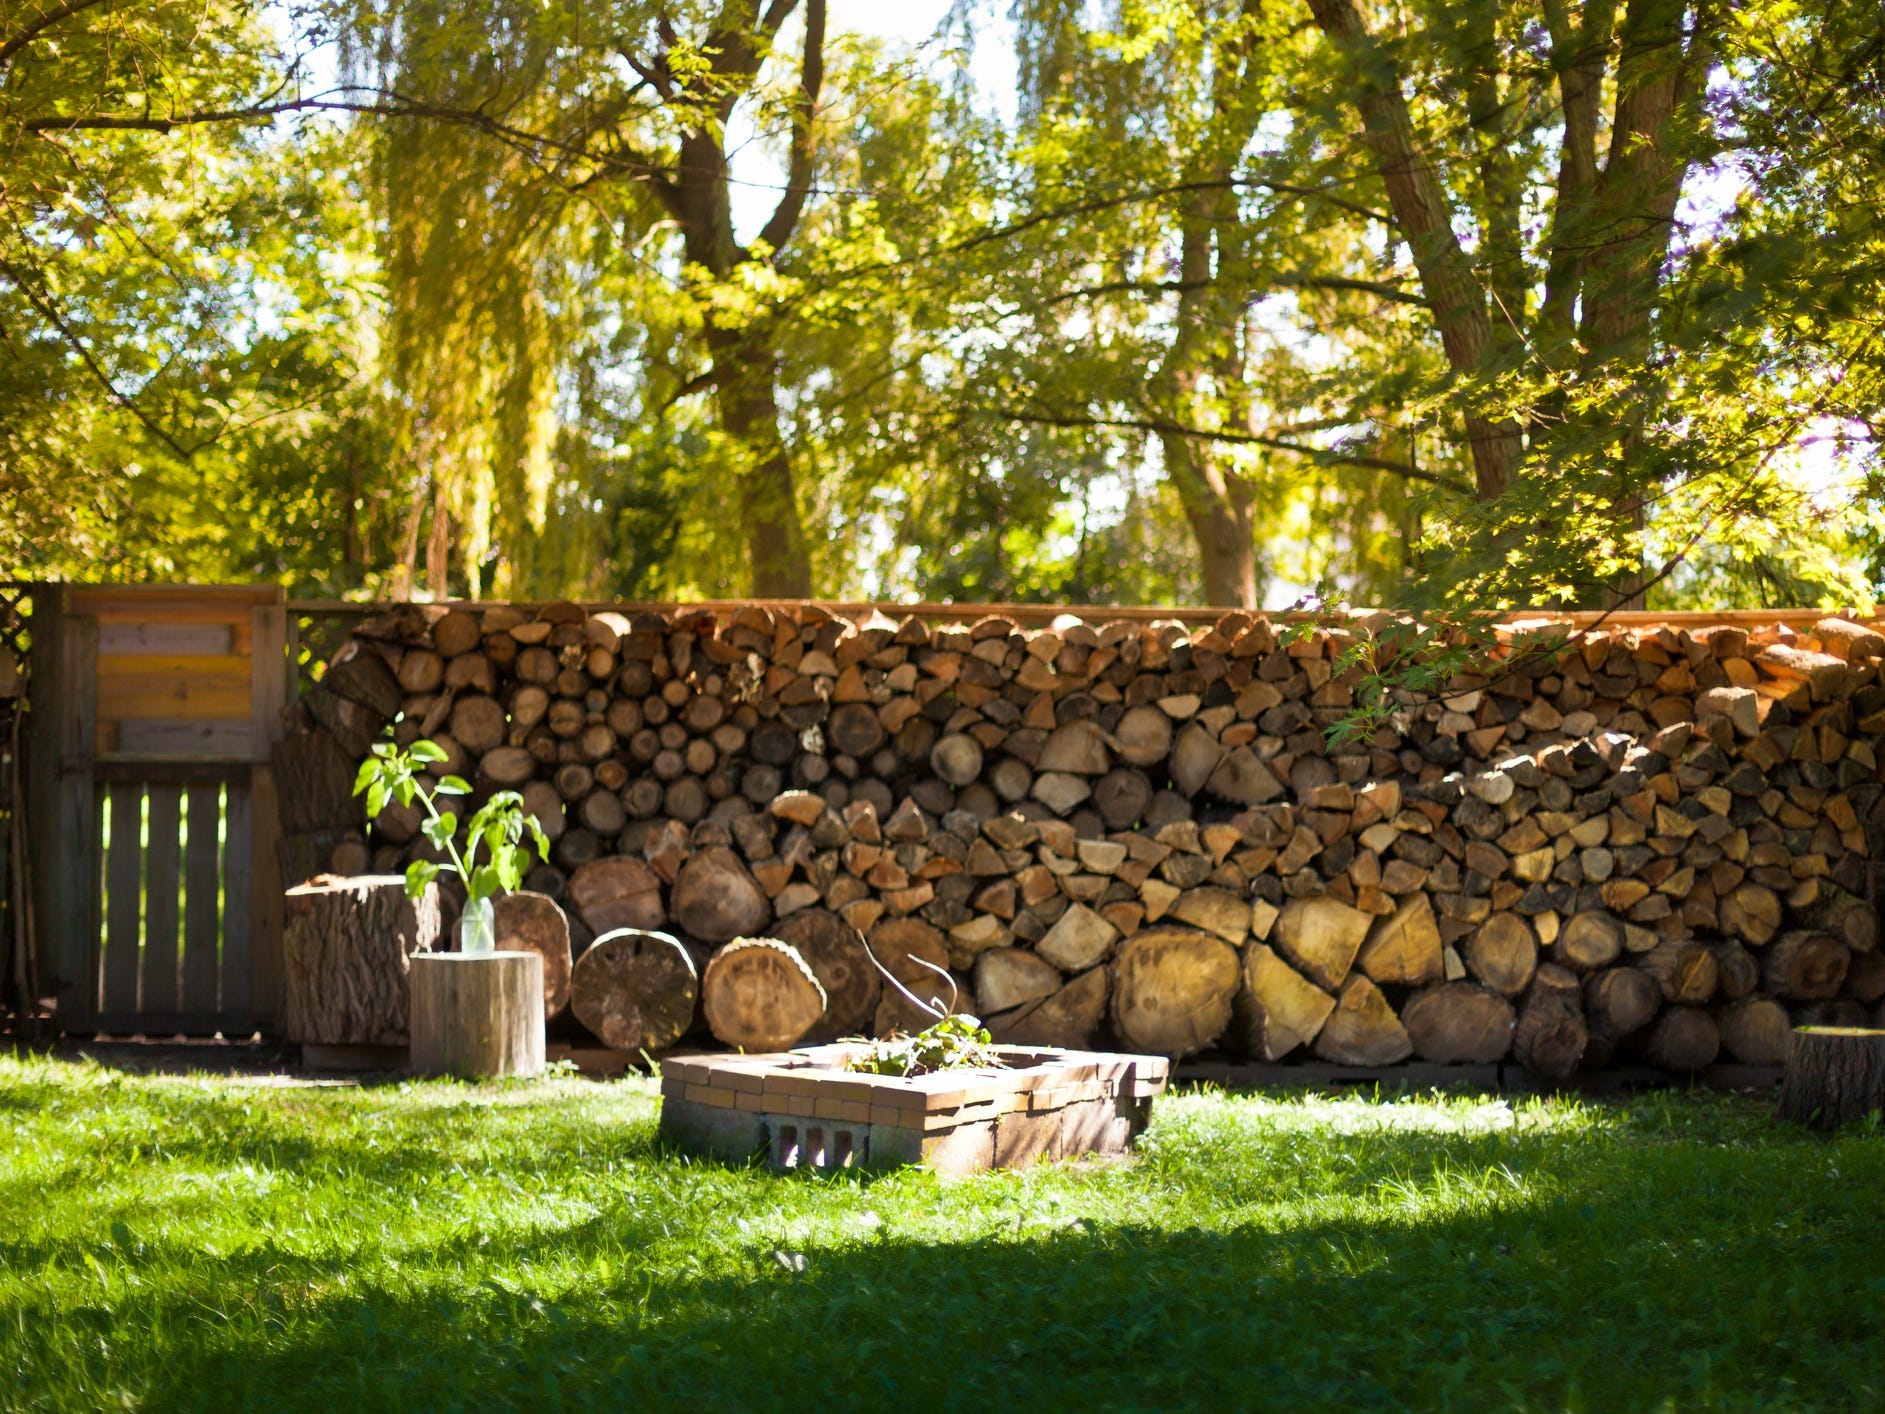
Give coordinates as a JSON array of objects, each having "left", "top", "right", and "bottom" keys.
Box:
[{"left": 25, "top": 585, "right": 287, "bottom": 1036}]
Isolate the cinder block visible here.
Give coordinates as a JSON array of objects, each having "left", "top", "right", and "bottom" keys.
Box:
[{"left": 658, "top": 1099, "right": 766, "bottom": 1163}]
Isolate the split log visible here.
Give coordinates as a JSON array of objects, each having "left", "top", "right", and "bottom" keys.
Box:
[
  {"left": 1640, "top": 940, "right": 1720, "bottom": 1005},
  {"left": 974, "top": 947, "right": 1061, "bottom": 1014},
  {"left": 1273, "top": 895, "right": 1371, "bottom": 990},
  {"left": 773, "top": 908, "right": 881, "bottom": 1043},
  {"left": 1761, "top": 931, "right": 1850, "bottom": 1000},
  {"left": 566, "top": 856, "right": 665, "bottom": 935},
  {"left": 1721, "top": 883, "right": 1783, "bottom": 946},
  {"left": 672, "top": 846, "right": 771, "bottom": 942},
  {"left": 865, "top": 917, "right": 955, "bottom": 1033},
  {"left": 1110, "top": 926, "right": 1239, "bottom": 1057},
  {"left": 568, "top": 928, "right": 701, "bottom": 1051},
  {"left": 1356, "top": 894, "right": 1443, "bottom": 985},
  {"left": 1401, "top": 983, "right": 1516, "bottom": 1063},
  {"left": 1777, "top": 1027, "right": 1885, "bottom": 1128},
  {"left": 1312, "top": 974, "right": 1412, "bottom": 1066},
  {"left": 1512, "top": 964, "right": 1587, "bottom": 1080},
  {"left": 987, "top": 966, "right": 1108, "bottom": 1048},
  {"left": 700, "top": 937, "right": 827, "bottom": 1052},
  {"left": 492, "top": 890, "right": 572, "bottom": 1019},
  {"left": 282, "top": 876, "right": 442, "bottom": 1045}
]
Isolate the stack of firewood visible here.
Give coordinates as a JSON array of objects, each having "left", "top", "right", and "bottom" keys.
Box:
[{"left": 273, "top": 600, "right": 1885, "bottom": 1075}]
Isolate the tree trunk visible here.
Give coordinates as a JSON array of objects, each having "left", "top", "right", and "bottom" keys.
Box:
[
  {"left": 1777, "top": 1027, "right": 1885, "bottom": 1129},
  {"left": 710, "top": 331, "right": 813, "bottom": 597}
]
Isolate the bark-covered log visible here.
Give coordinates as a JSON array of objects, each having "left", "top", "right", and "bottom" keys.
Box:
[
  {"left": 409, "top": 952, "right": 545, "bottom": 1078},
  {"left": 672, "top": 846, "right": 771, "bottom": 942},
  {"left": 1717, "top": 997, "right": 1792, "bottom": 1065},
  {"left": 1401, "top": 983, "right": 1516, "bottom": 1063},
  {"left": 1642, "top": 1006, "right": 1721, "bottom": 1073},
  {"left": 1513, "top": 964, "right": 1587, "bottom": 1080},
  {"left": 282, "top": 876, "right": 442, "bottom": 1045}
]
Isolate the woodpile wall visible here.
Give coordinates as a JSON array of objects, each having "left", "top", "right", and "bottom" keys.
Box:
[{"left": 274, "top": 601, "right": 1885, "bottom": 1075}]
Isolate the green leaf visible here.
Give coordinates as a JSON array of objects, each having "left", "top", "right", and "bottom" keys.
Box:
[
  {"left": 409, "top": 739, "right": 448, "bottom": 764},
  {"left": 352, "top": 758, "right": 379, "bottom": 795},
  {"left": 393, "top": 777, "right": 416, "bottom": 808},
  {"left": 366, "top": 780, "right": 390, "bottom": 818},
  {"left": 421, "top": 811, "right": 457, "bottom": 850},
  {"left": 404, "top": 860, "right": 440, "bottom": 899},
  {"left": 436, "top": 775, "right": 472, "bottom": 796},
  {"left": 469, "top": 863, "right": 502, "bottom": 903}
]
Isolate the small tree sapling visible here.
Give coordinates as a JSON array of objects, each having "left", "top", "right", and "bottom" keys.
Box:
[{"left": 354, "top": 738, "right": 550, "bottom": 953}]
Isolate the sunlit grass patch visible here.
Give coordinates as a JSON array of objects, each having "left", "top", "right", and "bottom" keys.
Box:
[{"left": 1, "top": 1053, "right": 1880, "bottom": 1412}]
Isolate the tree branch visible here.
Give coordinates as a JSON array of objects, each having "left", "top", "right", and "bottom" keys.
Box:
[
  {"left": 983, "top": 407, "right": 1474, "bottom": 494},
  {"left": 1044, "top": 273, "right": 1427, "bottom": 309},
  {"left": 756, "top": 0, "right": 823, "bottom": 254},
  {"left": 0, "top": 0, "right": 112, "bottom": 71}
]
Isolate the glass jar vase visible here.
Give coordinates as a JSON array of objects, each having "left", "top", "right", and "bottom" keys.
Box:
[{"left": 459, "top": 895, "right": 495, "bottom": 955}]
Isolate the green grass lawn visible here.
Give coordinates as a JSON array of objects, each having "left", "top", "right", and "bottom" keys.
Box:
[{"left": 1, "top": 1055, "right": 1880, "bottom": 1412}]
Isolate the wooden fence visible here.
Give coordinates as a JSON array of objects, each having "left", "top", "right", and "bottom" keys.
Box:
[
  {"left": 25, "top": 586, "right": 287, "bottom": 1036},
  {"left": 13, "top": 585, "right": 1882, "bottom": 1039}
]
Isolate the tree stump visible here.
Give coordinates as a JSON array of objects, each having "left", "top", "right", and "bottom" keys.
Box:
[
  {"left": 1777, "top": 1027, "right": 1885, "bottom": 1129},
  {"left": 282, "top": 875, "right": 442, "bottom": 1045},
  {"left": 409, "top": 952, "right": 546, "bottom": 1079}
]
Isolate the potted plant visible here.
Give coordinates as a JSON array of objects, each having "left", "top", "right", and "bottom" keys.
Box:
[{"left": 354, "top": 738, "right": 550, "bottom": 952}]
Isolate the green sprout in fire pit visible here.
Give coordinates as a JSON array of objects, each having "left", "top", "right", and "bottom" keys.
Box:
[{"left": 843, "top": 945, "right": 1008, "bottom": 1078}]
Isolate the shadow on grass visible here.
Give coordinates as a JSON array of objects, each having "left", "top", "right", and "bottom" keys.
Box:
[{"left": 9, "top": 1104, "right": 1877, "bottom": 1414}]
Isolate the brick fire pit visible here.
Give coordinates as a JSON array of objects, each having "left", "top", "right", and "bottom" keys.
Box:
[{"left": 658, "top": 1044, "right": 1170, "bottom": 1174}]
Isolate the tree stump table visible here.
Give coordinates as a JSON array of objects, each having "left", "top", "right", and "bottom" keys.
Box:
[
  {"left": 409, "top": 952, "right": 546, "bottom": 1079},
  {"left": 282, "top": 875, "right": 441, "bottom": 1047},
  {"left": 1777, "top": 1027, "right": 1885, "bottom": 1129}
]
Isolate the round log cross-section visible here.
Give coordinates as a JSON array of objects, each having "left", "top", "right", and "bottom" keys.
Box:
[
  {"left": 700, "top": 937, "right": 828, "bottom": 1053},
  {"left": 409, "top": 952, "right": 546, "bottom": 1079},
  {"left": 1777, "top": 1027, "right": 1885, "bottom": 1130}
]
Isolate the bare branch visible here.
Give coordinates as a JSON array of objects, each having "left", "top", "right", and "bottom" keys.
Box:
[
  {"left": 756, "top": 0, "right": 823, "bottom": 254},
  {"left": 984, "top": 407, "right": 1475, "bottom": 494}
]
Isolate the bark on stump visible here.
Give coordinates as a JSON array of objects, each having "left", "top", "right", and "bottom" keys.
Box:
[
  {"left": 282, "top": 875, "right": 442, "bottom": 1045},
  {"left": 409, "top": 952, "right": 546, "bottom": 1078},
  {"left": 1777, "top": 1027, "right": 1885, "bottom": 1129}
]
